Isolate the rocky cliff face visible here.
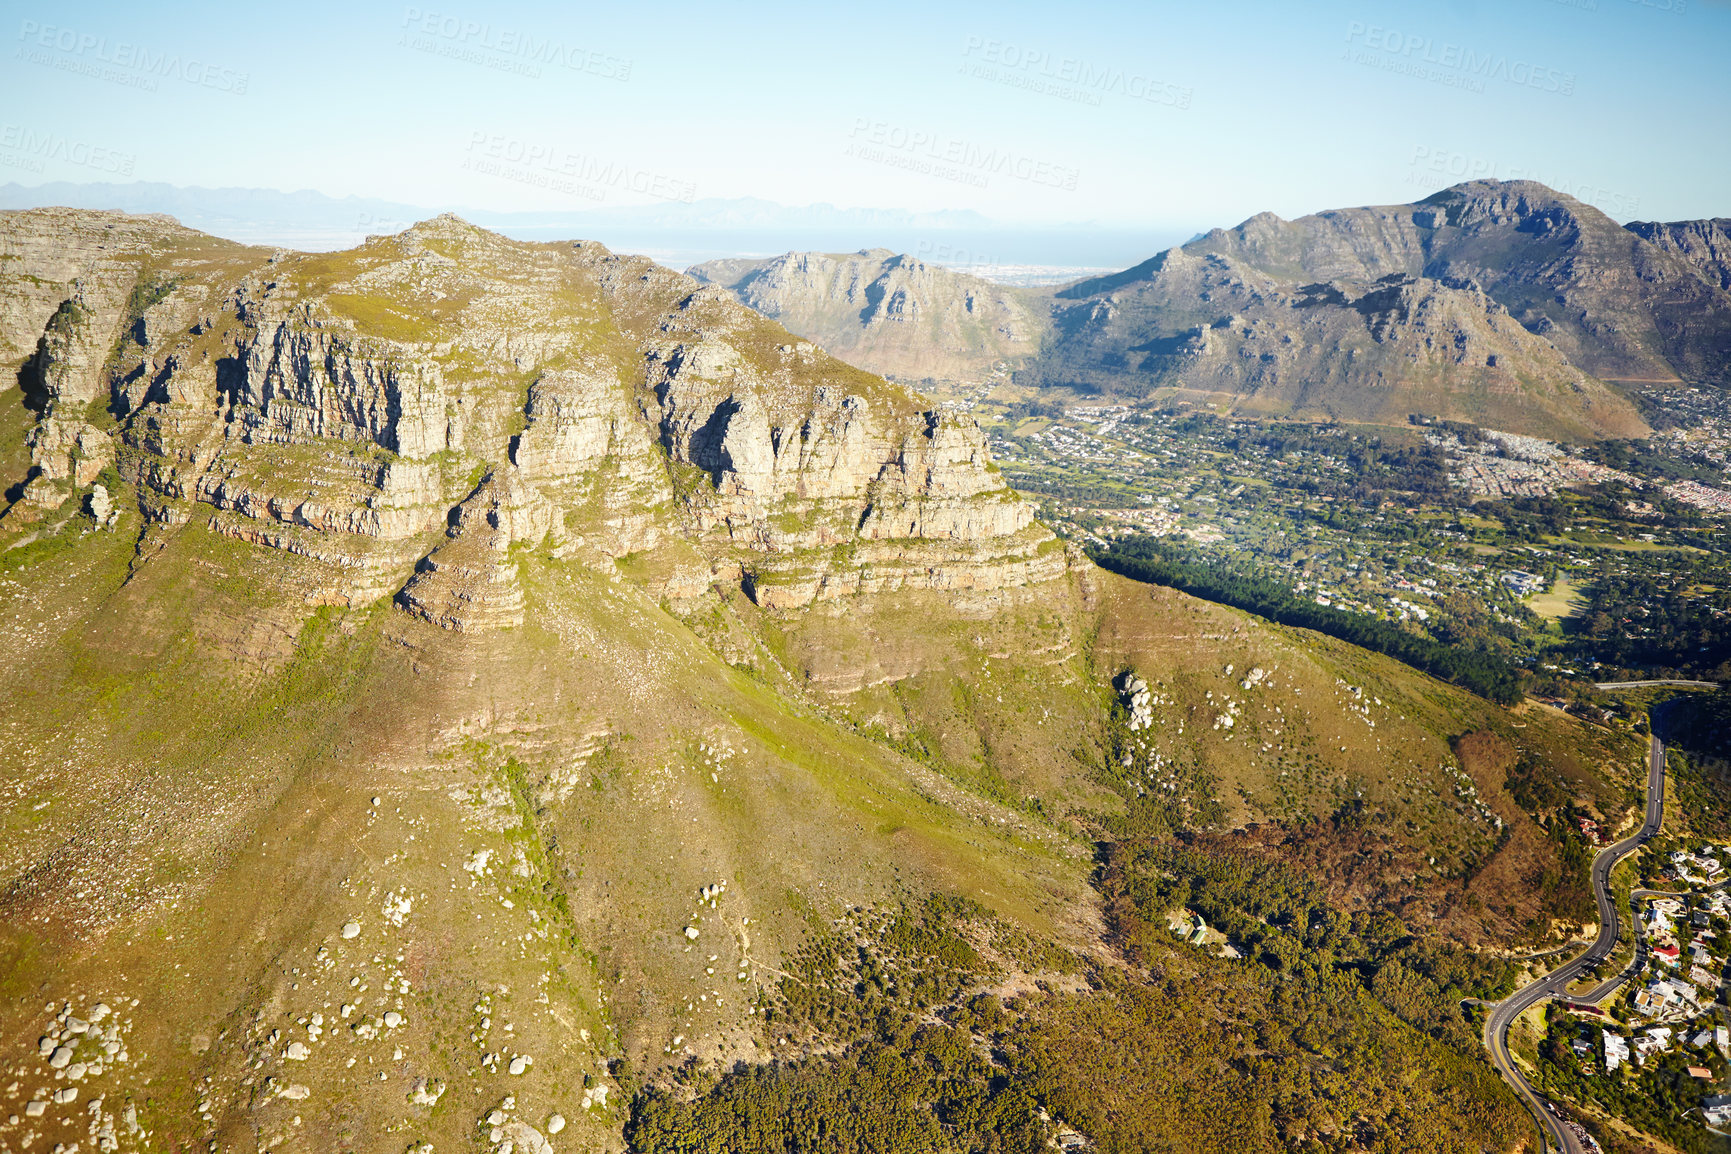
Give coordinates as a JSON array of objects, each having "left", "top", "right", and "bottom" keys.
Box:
[
  {"left": 688, "top": 248, "right": 1046, "bottom": 385},
  {"left": 1627, "top": 217, "right": 1731, "bottom": 292},
  {"left": 0, "top": 210, "right": 1062, "bottom": 627}
]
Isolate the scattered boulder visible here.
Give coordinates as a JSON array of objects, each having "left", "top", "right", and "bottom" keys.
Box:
[
  {"left": 87, "top": 483, "right": 119, "bottom": 529},
  {"left": 408, "top": 1078, "right": 445, "bottom": 1107},
  {"left": 501, "top": 1120, "right": 553, "bottom": 1154},
  {"left": 1116, "top": 671, "right": 1155, "bottom": 731}
]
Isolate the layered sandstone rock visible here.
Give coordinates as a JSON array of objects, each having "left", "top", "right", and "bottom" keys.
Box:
[
  {"left": 1, "top": 210, "right": 1064, "bottom": 624},
  {"left": 397, "top": 469, "right": 559, "bottom": 632}
]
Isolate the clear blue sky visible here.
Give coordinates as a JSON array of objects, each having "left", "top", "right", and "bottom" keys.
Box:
[{"left": 2, "top": 0, "right": 1726, "bottom": 229}]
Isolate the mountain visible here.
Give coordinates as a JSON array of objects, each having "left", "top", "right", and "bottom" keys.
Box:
[
  {"left": 689, "top": 248, "right": 1047, "bottom": 384},
  {"left": 1171, "top": 181, "right": 1731, "bottom": 388},
  {"left": 1024, "top": 181, "right": 1731, "bottom": 438},
  {"left": 1627, "top": 216, "right": 1731, "bottom": 292},
  {"left": 1029, "top": 246, "right": 1649, "bottom": 442},
  {"left": 0, "top": 207, "right": 1640, "bottom": 1153}
]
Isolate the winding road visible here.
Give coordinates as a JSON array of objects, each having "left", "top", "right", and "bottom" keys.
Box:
[
  {"left": 1481, "top": 733, "right": 1667, "bottom": 1154},
  {"left": 1593, "top": 680, "right": 1720, "bottom": 691}
]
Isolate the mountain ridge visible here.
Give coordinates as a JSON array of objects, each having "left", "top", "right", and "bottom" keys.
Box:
[{"left": 698, "top": 181, "right": 1731, "bottom": 441}]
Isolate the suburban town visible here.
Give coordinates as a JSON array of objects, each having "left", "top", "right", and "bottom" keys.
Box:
[
  {"left": 1539, "top": 839, "right": 1731, "bottom": 1139},
  {"left": 970, "top": 390, "right": 1731, "bottom": 684}
]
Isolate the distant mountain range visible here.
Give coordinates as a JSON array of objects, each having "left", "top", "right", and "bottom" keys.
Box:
[
  {"left": 0, "top": 182, "right": 1184, "bottom": 268},
  {"left": 697, "top": 181, "right": 1731, "bottom": 441}
]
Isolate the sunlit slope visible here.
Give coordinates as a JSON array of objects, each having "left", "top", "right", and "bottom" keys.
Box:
[{"left": 0, "top": 495, "right": 1087, "bottom": 1153}]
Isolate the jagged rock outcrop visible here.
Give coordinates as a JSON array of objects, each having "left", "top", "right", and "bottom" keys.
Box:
[
  {"left": 86, "top": 481, "right": 117, "bottom": 529},
  {"left": 396, "top": 468, "right": 559, "bottom": 631},
  {"left": 689, "top": 248, "right": 1045, "bottom": 384},
  {"left": 239, "top": 302, "right": 453, "bottom": 458},
  {"left": 1, "top": 209, "right": 1063, "bottom": 622},
  {"left": 16, "top": 291, "right": 120, "bottom": 506},
  {"left": 0, "top": 207, "right": 194, "bottom": 374}
]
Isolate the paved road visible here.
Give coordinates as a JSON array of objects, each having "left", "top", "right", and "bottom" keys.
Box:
[
  {"left": 1481, "top": 733, "right": 1666, "bottom": 1154},
  {"left": 1594, "top": 679, "right": 1720, "bottom": 690}
]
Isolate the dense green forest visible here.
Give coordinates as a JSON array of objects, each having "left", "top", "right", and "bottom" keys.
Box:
[
  {"left": 1090, "top": 535, "right": 1523, "bottom": 704},
  {"left": 1569, "top": 565, "right": 1731, "bottom": 680}
]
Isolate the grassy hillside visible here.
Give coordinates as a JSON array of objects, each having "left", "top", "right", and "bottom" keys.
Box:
[{"left": 0, "top": 486, "right": 1649, "bottom": 1152}]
